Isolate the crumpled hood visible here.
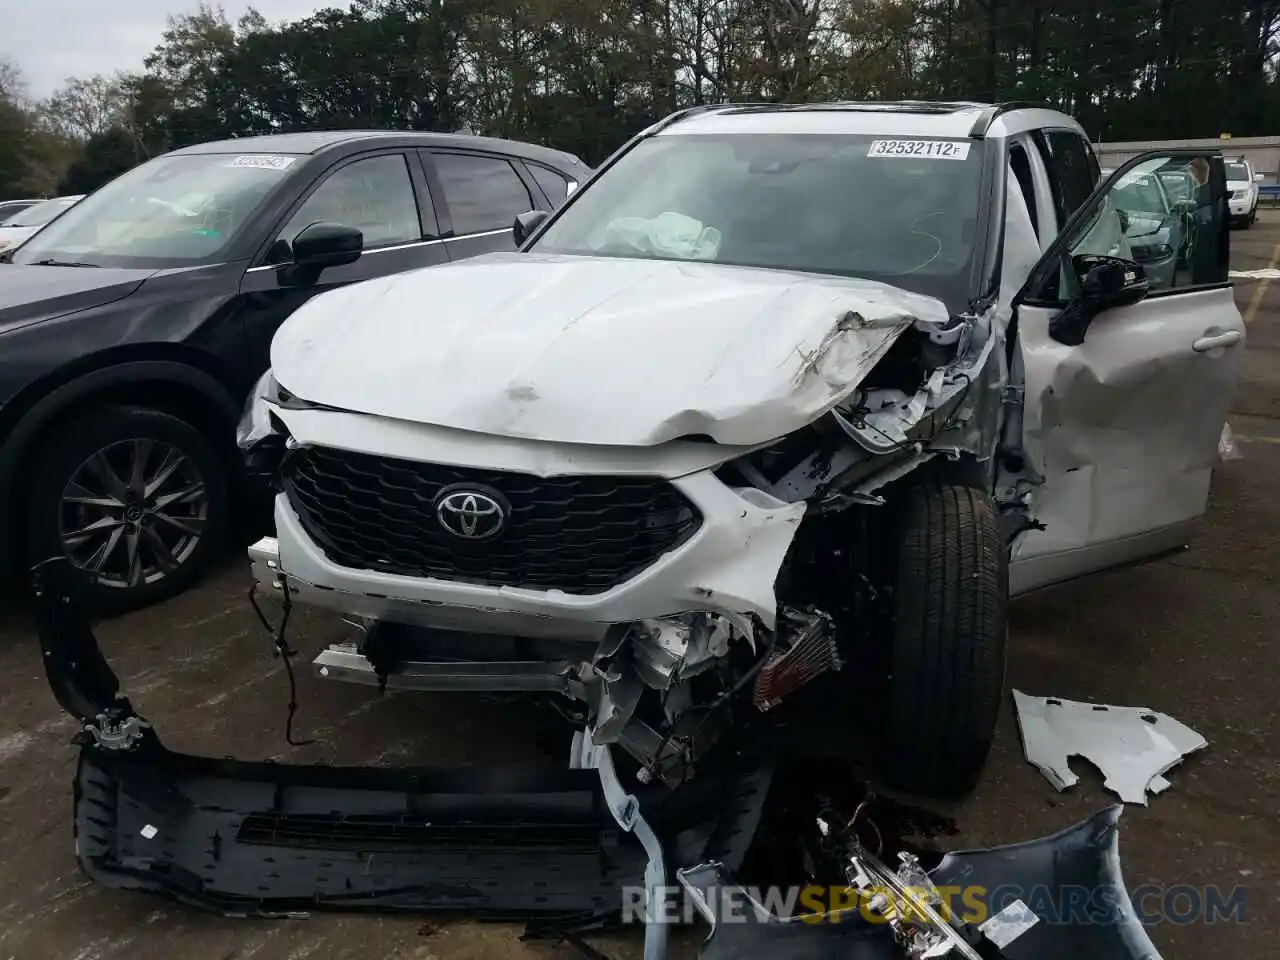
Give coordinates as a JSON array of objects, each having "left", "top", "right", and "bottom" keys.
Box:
[
  {"left": 0, "top": 264, "right": 153, "bottom": 334},
  {"left": 271, "top": 252, "right": 950, "bottom": 447}
]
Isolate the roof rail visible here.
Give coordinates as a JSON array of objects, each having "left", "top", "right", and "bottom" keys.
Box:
[
  {"left": 654, "top": 98, "right": 1056, "bottom": 135},
  {"left": 649, "top": 102, "right": 780, "bottom": 132},
  {"left": 968, "top": 101, "right": 1056, "bottom": 138},
  {"left": 654, "top": 99, "right": 999, "bottom": 130}
]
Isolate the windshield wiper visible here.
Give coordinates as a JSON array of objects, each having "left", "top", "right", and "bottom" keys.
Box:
[{"left": 31, "top": 258, "right": 98, "bottom": 268}]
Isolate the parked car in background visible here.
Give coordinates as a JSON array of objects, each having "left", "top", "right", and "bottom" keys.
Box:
[
  {"left": 1157, "top": 168, "right": 1197, "bottom": 204},
  {"left": 1109, "top": 167, "right": 1186, "bottom": 290},
  {"left": 1224, "top": 157, "right": 1260, "bottom": 227},
  {"left": 0, "top": 195, "right": 84, "bottom": 254},
  {"left": 0, "top": 199, "right": 43, "bottom": 224},
  {"left": 0, "top": 129, "right": 590, "bottom": 613}
]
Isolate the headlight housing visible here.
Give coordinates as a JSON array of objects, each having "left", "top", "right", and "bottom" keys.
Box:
[
  {"left": 236, "top": 369, "right": 286, "bottom": 449},
  {"left": 236, "top": 370, "right": 294, "bottom": 488}
]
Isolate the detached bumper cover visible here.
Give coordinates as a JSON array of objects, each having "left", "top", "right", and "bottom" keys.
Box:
[
  {"left": 36, "top": 556, "right": 1164, "bottom": 960},
  {"left": 35, "top": 557, "right": 648, "bottom": 920}
]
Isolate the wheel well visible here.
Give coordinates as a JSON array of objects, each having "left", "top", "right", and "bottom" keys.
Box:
[{"left": 4, "top": 376, "right": 239, "bottom": 569}]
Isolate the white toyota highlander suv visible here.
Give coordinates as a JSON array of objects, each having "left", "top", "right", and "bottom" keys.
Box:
[{"left": 239, "top": 101, "right": 1243, "bottom": 801}]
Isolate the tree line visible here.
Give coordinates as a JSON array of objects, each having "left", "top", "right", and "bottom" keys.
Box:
[{"left": 3, "top": 0, "right": 1279, "bottom": 200}]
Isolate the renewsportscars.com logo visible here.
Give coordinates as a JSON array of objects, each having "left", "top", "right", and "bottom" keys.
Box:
[{"left": 620, "top": 883, "right": 1248, "bottom": 926}]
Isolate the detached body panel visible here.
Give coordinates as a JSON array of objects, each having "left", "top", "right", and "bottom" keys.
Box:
[{"left": 683, "top": 807, "right": 1164, "bottom": 960}]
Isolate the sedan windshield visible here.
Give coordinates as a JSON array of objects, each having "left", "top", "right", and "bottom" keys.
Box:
[
  {"left": 11, "top": 153, "right": 300, "bottom": 268},
  {"left": 3, "top": 196, "right": 78, "bottom": 228},
  {"left": 530, "top": 132, "right": 986, "bottom": 311}
]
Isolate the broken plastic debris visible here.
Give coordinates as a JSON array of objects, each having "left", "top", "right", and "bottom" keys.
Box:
[
  {"left": 1219, "top": 422, "right": 1243, "bottom": 461},
  {"left": 1011, "top": 689, "right": 1207, "bottom": 805}
]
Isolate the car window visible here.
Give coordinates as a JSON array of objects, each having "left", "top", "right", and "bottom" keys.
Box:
[
  {"left": 10, "top": 152, "right": 298, "bottom": 268},
  {"left": 1008, "top": 143, "right": 1039, "bottom": 238},
  {"left": 3, "top": 196, "right": 79, "bottom": 227},
  {"left": 1113, "top": 173, "right": 1168, "bottom": 216},
  {"left": 1225, "top": 162, "right": 1250, "bottom": 181},
  {"left": 0, "top": 201, "right": 38, "bottom": 225},
  {"left": 1068, "top": 154, "right": 1226, "bottom": 296},
  {"left": 278, "top": 154, "right": 421, "bottom": 250},
  {"left": 526, "top": 163, "right": 572, "bottom": 203},
  {"left": 1038, "top": 131, "right": 1099, "bottom": 228},
  {"left": 1159, "top": 172, "right": 1194, "bottom": 202},
  {"left": 531, "top": 132, "right": 987, "bottom": 315},
  {"left": 434, "top": 153, "right": 534, "bottom": 235}
]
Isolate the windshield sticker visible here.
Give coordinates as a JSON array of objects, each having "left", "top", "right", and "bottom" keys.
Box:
[
  {"left": 227, "top": 155, "right": 296, "bottom": 170},
  {"left": 867, "top": 139, "right": 971, "bottom": 160}
]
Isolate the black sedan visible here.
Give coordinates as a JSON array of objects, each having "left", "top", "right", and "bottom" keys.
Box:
[{"left": 0, "top": 130, "right": 590, "bottom": 613}]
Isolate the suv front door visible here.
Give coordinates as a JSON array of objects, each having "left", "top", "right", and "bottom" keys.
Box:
[
  {"left": 1005, "top": 150, "right": 1245, "bottom": 595},
  {"left": 239, "top": 149, "right": 444, "bottom": 373}
]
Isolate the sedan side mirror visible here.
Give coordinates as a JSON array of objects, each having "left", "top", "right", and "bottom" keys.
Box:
[
  {"left": 513, "top": 209, "right": 548, "bottom": 246},
  {"left": 1050, "top": 255, "right": 1149, "bottom": 347}
]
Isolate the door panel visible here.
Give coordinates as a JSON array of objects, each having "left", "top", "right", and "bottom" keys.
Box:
[
  {"left": 1007, "top": 150, "right": 1243, "bottom": 595},
  {"left": 238, "top": 150, "right": 447, "bottom": 376}
]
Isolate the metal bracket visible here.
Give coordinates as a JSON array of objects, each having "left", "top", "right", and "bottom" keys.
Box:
[
  {"left": 84, "top": 713, "right": 150, "bottom": 751},
  {"left": 571, "top": 730, "right": 669, "bottom": 960}
]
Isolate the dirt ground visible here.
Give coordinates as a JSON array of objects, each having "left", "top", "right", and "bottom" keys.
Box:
[{"left": 1, "top": 217, "right": 1278, "bottom": 959}]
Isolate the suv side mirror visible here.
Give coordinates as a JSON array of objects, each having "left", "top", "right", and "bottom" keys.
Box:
[
  {"left": 1255, "top": 173, "right": 1266, "bottom": 183},
  {"left": 279, "top": 221, "right": 362, "bottom": 286},
  {"left": 513, "top": 209, "right": 548, "bottom": 246},
  {"left": 293, "top": 221, "right": 362, "bottom": 268},
  {"left": 1050, "top": 255, "right": 1149, "bottom": 347}
]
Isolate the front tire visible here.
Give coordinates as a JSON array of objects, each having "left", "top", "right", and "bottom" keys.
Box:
[
  {"left": 26, "top": 405, "right": 229, "bottom": 616},
  {"left": 879, "top": 484, "right": 1008, "bottom": 798}
]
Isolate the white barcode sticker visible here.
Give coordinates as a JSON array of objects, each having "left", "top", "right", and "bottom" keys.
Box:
[
  {"left": 227, "top": 154, "right": 296, "bottom": 170},
  {"left": 867, "top": 139, "right": 971, "bottom": 160}
]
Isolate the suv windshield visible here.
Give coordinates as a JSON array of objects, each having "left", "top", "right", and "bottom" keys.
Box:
[
  {"left": 530, "top": 132, "right": 986, "bottom": 311},
  {"left": 11, "top": 153, "right": 300, "bottom": 268},
  {"left": 1225, "top": 162, "right": 1249, "bottom": 181},
  {"left": 4, "top": 197, "right": 78, "bottom": 228}
]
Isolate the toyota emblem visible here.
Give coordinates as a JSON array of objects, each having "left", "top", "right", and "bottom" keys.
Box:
[{"left": 434, "top": 485, "right": 508, "bottom": 541}]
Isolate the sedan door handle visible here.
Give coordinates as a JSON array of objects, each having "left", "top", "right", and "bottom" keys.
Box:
[{"left": 1193, "top": 331, "right": 1242, "bottom": 352}]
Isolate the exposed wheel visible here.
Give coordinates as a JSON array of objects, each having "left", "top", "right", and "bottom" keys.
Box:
[
  {"left": 879, "top": 483, "right": 1008, "bottom": 798},
  {"left": 1248, "top": 206, "right": 1258, "bottom": 226},
  {"left": 26, "top": 405, "right": 229, "bottom": 616}
]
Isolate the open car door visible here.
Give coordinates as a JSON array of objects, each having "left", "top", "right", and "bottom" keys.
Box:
[{"left": 1002, "top": 150, "right": 1245, "bottom": 595}]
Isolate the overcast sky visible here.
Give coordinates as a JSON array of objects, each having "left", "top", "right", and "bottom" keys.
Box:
[{"left": 3, "top": 0, "right": 329, "bottom": 99}]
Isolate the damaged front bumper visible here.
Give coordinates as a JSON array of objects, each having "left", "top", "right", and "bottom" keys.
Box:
[
  {"left": 33, "top": 558, "right": 663, "bottom": 948},
  {"left": 35, "top": 557, "right": 1164, "bottom": 960}
]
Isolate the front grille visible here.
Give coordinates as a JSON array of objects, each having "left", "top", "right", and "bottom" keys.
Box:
[{"left": 283, "top": 446, "right": 702, "bottom": 594}]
